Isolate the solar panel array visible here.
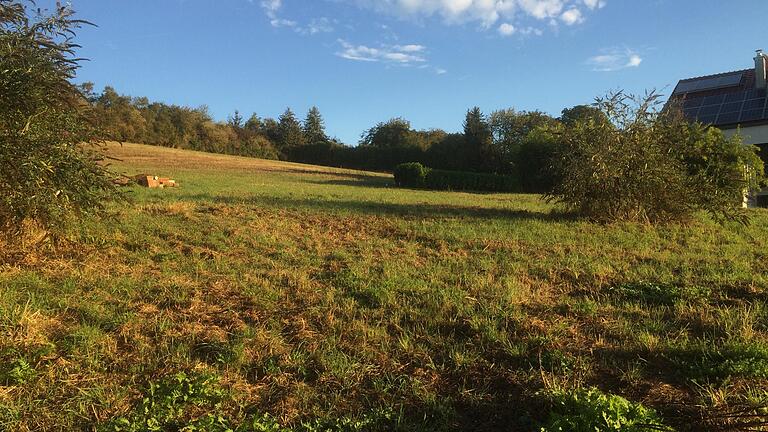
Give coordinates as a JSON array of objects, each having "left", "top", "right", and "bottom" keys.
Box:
[
  {"left": 680, "top": 87, "right": 768, "bottom": 126},
  {"left": 673, "top": 72, "right": 744, "bottom": 95}
]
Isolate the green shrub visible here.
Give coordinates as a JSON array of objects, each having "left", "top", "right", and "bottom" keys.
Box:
[
  {"left": 540, "top": 387, "right": 672, "bottom": 432},
  {"left": 547, "top": 90, "right": 765, "bottom": 223},
  {"left": 393, "top": 162, "right": 428, "bottom": 188},
  {"left": 0, "top": 1, "right": 115, "bottom": 237},
  {"left": 424, "top": 168, "right": 520, "bottom": 192}
]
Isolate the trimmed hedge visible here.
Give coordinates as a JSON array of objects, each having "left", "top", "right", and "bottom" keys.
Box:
[
  {"left": 393, "top": 162, "right": 428, "bottom": 188},
  {"left": 394, "top": 162, "right": 520, "bottom": 193}
]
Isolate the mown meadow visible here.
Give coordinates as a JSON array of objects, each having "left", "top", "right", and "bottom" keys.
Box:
[{"left": 2, "top": 143, "right": 768, "bottom": 431}]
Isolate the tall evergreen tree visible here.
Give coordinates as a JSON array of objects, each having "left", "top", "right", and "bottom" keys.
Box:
[
  {"left": 277, "top": 108, "right": 305, "bottom": 152},
  {"left": 227, "top": 110, "right": 243, "bottom": 130},
  {"left": 244, "top": 113, "right": 263, "bottom": 134},
  {"left": 303, "top": 106, "right": 328, "bottom": 145},
  {"left": 463, "top": 107, "right": 494, "bottom": 172}
]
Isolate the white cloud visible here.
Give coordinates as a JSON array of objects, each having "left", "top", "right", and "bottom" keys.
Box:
[
  {"left": 336, "top": 39, "right": 427, "bottom": 64},
  {"left": 560, "top": 8, "right": 583, "bottom": 25},
  {"left": 261, "top": 0, "right": 294, "bottom": 27},
  {"left": 261, "top": 1, "right": 334, "bottom": 33},
  {"left": 259, "top": 1, "right": 605, "bottom": 36},
  {"left": 394, "top": 44, "right": 427, "bottom": 52},
  {"left": 261, "top": 0, "right": 282, "bottom": 18},
  {"left": 518, "top": 26, "right": 543, "bottom": 35},
  {"left": 270, "top": 18, "right": 297, "bottom": 28},
  {"left": 340, "top": 0, "right": 601, "bottom": 28},
  {"left": 517, "top": 0, "right": 565, "bottom": 19},
  {"left": 626, "top": 53, "right": 642, "bottom": 67},
  {"left": 587, "top": 48, "right": 643, "bottom": 72},
  {"left": 498, "top": 22, "right": 516, "bottom": 36},
  {"left": 302, "top": 17, "right": 334, "bottom": 34},
  {"left": 583, "top": 0, "right": 606, "bottom": 9},
  {"left": 336, "top": 40, "right": 445, "bottom": 74}
]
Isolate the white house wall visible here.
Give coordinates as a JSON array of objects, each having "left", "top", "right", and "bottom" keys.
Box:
[{"left": 722, "top": 124, "right": 768, "bottom": 145}]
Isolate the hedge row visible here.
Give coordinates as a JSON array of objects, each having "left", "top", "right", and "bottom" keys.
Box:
[{"left": 394, "top": 162, "right": 520, "bottom": 193}]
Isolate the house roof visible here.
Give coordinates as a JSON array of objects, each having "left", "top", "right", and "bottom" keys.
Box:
[{"left": 670, "top": 68, "right": 768, "bottom": 128}]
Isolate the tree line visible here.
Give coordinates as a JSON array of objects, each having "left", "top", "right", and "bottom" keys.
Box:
[{"left": 84, "top": 85, "right": 610, "bottom": 192}]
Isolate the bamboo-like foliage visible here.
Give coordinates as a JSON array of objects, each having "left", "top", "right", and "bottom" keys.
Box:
[
  {"left": 0, "top": 0, "right": 115, "bottom": 238},
  {"left": 546, "top": 90, "right": 765, "bottom": 224}
]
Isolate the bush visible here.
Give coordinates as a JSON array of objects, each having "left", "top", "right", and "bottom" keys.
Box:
[
  {"left": 546, "top": 90, "right": 765, "bottom": 223},
  {"left": 0, "top": 1, "right": 115, "bottom": 237},
  {"left": 242, "top": 134, "right": 280, "bottom": 160},
  {"left": 540, "top": 387, "right": 672, "bottom": 432},
  {"left": 394, "top": 162, "right": 428, "bottom": 188},
  {"left": 424, "top": 168, "right": 520, "bottom": 192}
]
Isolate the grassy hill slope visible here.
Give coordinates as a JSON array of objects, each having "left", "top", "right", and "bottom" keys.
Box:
[{"left": 1, "top": 143, "right": 768, "bottom": 431}]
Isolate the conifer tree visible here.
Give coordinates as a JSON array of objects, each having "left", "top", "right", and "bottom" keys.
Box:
[
  {"left": 227, "top": 110, "right": 243, "bottom": 130},
  {"left": 244, "top": 113, "right": 263, "bottom": 134},
  {"left": 277, "top": 108, "right": 305, "bottom": 152},
  {"left": 303, "top": 106, "right": 328, "bottom": 145},
  {"left": 463, "top": 107, "right": 494, "bottom": 172}
]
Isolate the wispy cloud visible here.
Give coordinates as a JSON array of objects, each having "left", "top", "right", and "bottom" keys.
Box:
[
  {"left": 394, "top": 44, "right": 426, "bottom": 53},
  {"left": 271, "top": 18, "right": 297, "bottom": 28},
  {"left": 498, "top": 22, "right": 543, "bottom": 37},
  {"left": 587, "top": 48, "right": 643, "bottom": 72},
  {"left": 262, "top": 1, "right": 606, "bottom": 35},
  {"left": 260, "top": 0, "right": 282, "bottom": 21},
  {"left": 335, "top": 40, "right": 446, "bottom": 74},
  {"left": 583, "top": 0, "right": 607, "bottom": 10},
  {"left": 336, "top": 39, "right": 427, "bottom": 64},
  {"left": 298, "top": 17, "right": 335, "bottom": 35},
  {"left": 260, "top": 0, "right": 333, "bottom": 33}
]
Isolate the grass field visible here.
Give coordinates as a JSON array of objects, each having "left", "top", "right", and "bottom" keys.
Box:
[{"left": 2, "top": 142, "right": 768, "bottom": 431}]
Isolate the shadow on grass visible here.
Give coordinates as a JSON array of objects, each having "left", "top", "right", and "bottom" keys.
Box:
[
  {"left": 299, "top": 177, "right": 394, "bottom": 189},
  {"left": 300, "top": 176, "right": 532, "bottom": 196},
  {"left": 188, "top": 193, "right": 574, "bottom": 222},
  {"left": 284, "top": 169, "right": 390, "bottom": 181},
  {"left": 590, "top": 343, "right": 768, "bottom": 432}
]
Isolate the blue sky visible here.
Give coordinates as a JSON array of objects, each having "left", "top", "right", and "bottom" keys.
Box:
[{"left": 60, "top": 0, "right": 767, "bottom": 144}]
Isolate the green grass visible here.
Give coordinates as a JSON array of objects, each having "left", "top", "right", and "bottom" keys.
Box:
[{"left": 1, "top": 143, "right": 768, "bottom": 431}]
